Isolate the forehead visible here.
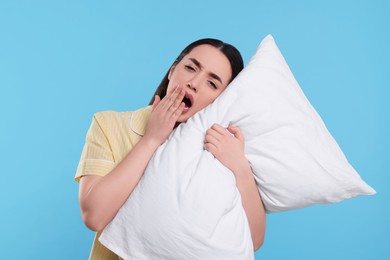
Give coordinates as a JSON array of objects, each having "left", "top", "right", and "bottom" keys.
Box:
[{"left": 183, "top": 44, "right": 232, "bottom": 85}]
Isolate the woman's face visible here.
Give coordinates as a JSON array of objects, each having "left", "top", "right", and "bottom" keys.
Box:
[{"left": 167, "top": 44, "right": 232, "bottom": 122}]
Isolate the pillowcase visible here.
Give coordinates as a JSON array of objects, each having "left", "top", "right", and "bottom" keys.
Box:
[
  {"left": 195, "top": 34, "right": 375, "bottom": 213},
  {"left": 99, "top": 35, "right": 375, "bottom": 259},
  {"left": 210, "top": 34, "right": 377, "bottom": 212}
]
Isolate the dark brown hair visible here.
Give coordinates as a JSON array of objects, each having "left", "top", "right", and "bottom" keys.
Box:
[{"left": 149, "top": 38, "right": 244, "bottom": 105}]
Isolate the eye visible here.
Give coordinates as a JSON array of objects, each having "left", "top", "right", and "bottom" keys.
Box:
[
  {"left": 184, "top": 65, "right": 195, "bottom": 71},
  {"left": 208, "top": 80, "right": 217, "bottom": 89}
]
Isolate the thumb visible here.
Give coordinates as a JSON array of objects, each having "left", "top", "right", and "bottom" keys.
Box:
[{"left": 152, "top": 95, "right": 160, "bottom": 111}]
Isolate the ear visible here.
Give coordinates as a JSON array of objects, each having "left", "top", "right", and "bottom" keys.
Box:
[{"left": 168, "top": 65, "right": 176, "bottom": 80}]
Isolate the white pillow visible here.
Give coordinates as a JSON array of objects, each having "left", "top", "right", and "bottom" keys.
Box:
[
  {"left": 208, "top": 34, "right": 377, "bottom": 212},
  {"left": 99, "top": 35, "right": 375, "bottom": 259}
]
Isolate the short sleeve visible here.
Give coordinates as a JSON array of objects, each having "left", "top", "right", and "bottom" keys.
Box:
[{"left": 75, "top": 112, "right": 116, "bottom": 182}]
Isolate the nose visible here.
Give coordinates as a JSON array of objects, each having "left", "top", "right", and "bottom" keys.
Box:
[
  {"left": 186, "top": 82, "right": 197, "bottom": 92},
  {"left": 186, "top": 72, "right": 203, "bottom": 92}
]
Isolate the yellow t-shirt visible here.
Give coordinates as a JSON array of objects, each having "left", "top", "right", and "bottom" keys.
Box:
[{"left": 75, "top": 106, "right": 152, "bottom": 260}]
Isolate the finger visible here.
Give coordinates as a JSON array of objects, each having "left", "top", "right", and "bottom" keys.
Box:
[
  {"left": 162, "top": 85, "right": 182, "bottom": 110},
  {"left": 157, "top": 85, "right": 177, "bottom": 109},
  {"left": 170, "top": 101, "right": 185, "bottom": 121},
  {"left": 169, "top": 89, "right": 185, "bottom": 112},
  {"left": 204, "top": 142, "right": 218, "bottom": 157},
  {"left": 204, "top": 132, "right": 220, "bottom": 145},
  {"left": 206, "top": 128, "right": 223, "bottom": 142},
  {"left": 227, "top": 126, "right": 244, "bottom": 142},
  {"left": 212, "top": 123, "right": 232, "bottom": 136}
]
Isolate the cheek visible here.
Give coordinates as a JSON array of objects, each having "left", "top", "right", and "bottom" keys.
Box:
[
  {"left": 166, "top": 85, "right": 173, "bottom": 95},
  {"left": 209, "top": 90, "right": 224, "bottom": 103},
  {"left": 166, "top": 80, "right": 177, "bottom": 95},
  {"left": 199, "top": 94, "right": 218, "bottom": 108}
]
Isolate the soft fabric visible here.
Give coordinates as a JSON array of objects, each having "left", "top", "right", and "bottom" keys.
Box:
[
  {"left": 99, "top": 35, "right": 375, "bottom": 259},
  {"left": 75, "top": 106, "right": 152, "bottom": 182},
  {"left": 75, "top": 106, "right": 152, "bottom": 259}
]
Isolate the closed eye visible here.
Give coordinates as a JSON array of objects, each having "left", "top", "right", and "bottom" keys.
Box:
[
  {"left": 208, "top": 80, "right": 217, "bottom": 89},
  {"left": 184, "top": 65, "right": 196, "bottom": 71}
]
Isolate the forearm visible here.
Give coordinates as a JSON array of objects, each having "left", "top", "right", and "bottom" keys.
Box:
[
  {"left": 234, "top": 163, "right": 266, "bottom": 251},
  {"left": 204, "top": 124, "right": 266, "bottom": 250},
  {"left": 80, "top": 137, "right": 160, "bottom": 231}
]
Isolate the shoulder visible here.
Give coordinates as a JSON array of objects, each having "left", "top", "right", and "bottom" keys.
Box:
[{"left": 93, "top": 105, "right": 152, "bottom": 136}]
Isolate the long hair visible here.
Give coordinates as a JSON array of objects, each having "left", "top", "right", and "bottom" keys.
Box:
[{"left": 148, "top": 39, "right": 244, "bottom": 105}]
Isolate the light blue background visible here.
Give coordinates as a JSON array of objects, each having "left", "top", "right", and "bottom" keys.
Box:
[{"left": 0, "top": 0, "right": 388, "bottom": 259}]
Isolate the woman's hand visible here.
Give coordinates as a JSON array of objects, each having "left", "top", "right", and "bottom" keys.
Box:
[
  {"left": 79, "top": 86, "right": 185, "bottom": 232},
  {"left": 204, "top": 123, "right": 248, "bottom": 175},
  {"left": 205, "top": 124, "right": 266, "bottom": 250},
  {"left": 144, "top": 86, "right": 185, "bottom": 146}
]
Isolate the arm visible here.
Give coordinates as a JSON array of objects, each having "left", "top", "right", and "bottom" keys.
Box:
[
  {"left": 79, "top": 87, "right": 185, "bottom": 232},
  {"left": 233, "top": 161, "right": 266, "bottom": 251},
  {"left": 204, "top": 124, "right": 266, "bottom": 251}
]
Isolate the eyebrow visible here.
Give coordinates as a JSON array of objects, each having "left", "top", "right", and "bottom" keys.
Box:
[{"left": 188, "top": 58, "right": 223, "bottom": 84}]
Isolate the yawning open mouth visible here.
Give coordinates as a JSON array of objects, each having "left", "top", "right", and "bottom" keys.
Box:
[{"left": 182, "top": 95, "right": 192, "bottom": 108}]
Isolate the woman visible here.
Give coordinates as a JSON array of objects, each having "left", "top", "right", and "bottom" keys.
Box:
[{"left": 75, "top": 38, "right": 266, "bottom": 259}]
